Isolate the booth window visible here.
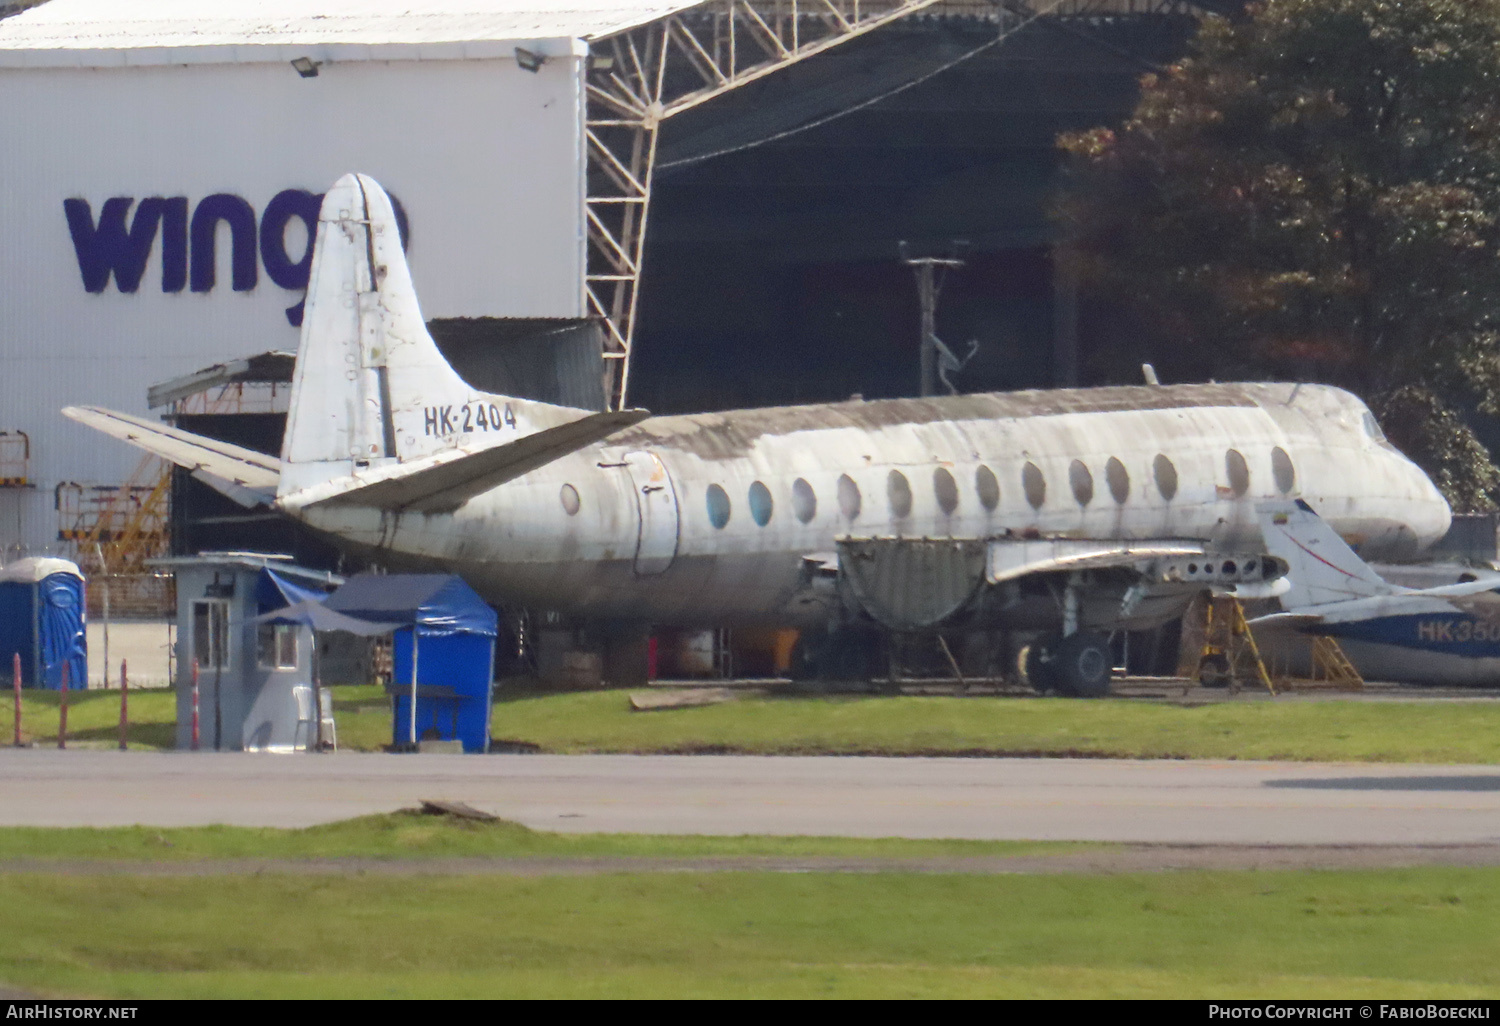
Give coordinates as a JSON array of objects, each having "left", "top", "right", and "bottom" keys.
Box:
[
  {"left": 191, "top": 600, "right": 230, "bottom": 670},
  {"left": 257, "top": 624, "right": 299, "bottom": 670}
]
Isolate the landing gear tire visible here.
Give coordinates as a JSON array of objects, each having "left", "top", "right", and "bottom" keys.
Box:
[
  {"left": 1197, "top": 652, "right": 1231, "bottom": 688},
  {"left": 1052, "top": 632, "right": 1112, "bottom": 698}
]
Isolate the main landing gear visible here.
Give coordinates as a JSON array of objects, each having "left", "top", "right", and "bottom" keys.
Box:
[{"left": 1021, "top": 631, "right": 1112, "bottom": 697}]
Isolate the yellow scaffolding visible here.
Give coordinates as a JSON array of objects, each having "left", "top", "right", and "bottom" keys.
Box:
[
  {"left": 1195, "top": 596, "right": 1277, "bottom": 695},
  {"left": 56, "top": 455, "right": 173, "bottom": 616}
]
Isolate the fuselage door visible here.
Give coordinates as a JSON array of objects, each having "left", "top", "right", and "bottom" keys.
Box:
[{"left": 623, "top": 450, "right": 680, "bottom": 575}]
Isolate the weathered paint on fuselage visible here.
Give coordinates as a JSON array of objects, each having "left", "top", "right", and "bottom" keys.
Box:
[{"left": 295, "top": 381, "right": 1449, "bottom": 628}]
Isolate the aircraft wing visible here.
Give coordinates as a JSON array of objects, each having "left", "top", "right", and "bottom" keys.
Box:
[
  {"left": 290, "top": 409, "right": 652, "bottom": 514},
  {"left": 986, "top": 537, "right": 1206, "bottom": 584},
  {"left": 62, "top": 405, "right": 279, "bottom": 507}
]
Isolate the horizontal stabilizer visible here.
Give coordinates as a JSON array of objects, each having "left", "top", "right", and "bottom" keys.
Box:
[
  {"left": 62, "top": 406, "right": 279, "bottom": 508},
  {"left": 287, "top": 408, "right": 652, "bottom": 513},
  {"left": 1246, "top": 611, "right": 1327, "bottom": 630}
]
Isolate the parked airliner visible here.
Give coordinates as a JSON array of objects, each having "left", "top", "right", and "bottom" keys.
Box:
[{"left": 65, "top": 174, "right": 1451, "bottom": 695}]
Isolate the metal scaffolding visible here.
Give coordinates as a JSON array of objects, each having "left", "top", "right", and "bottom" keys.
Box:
[{"left": 585, "top": 0, "right": 1224, "bottom": 409}]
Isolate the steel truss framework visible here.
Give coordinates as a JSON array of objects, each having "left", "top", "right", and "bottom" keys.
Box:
[{"left": 583, "top": 0, "right": 1224, "bottom": 409}]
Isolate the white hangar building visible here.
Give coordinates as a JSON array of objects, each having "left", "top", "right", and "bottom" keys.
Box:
[
  {"left": 0, "top": 0, "right": 985, "bottom": 562},
  {"left": 0, "top": 0, "right": 1223, "bottom": 567}
]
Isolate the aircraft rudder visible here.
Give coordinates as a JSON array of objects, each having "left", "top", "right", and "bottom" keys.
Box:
[
  {"left": 278, "top": 173, "right": 612, "bottom": 503},
  {"left": 1256, "top": 499, "right": 1393, "bottom": 610}
]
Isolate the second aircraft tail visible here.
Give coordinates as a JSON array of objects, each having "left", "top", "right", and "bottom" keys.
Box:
[{"left": 1257, "top": 500, "right": 1396, "bottom": 610}]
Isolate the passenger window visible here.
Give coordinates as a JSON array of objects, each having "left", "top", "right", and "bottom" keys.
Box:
[
  {"left": 1022, "top": 462, "right": 1046, "bottom": 509},
  {"left": 1225, "top": 449, "right": 1250, "bottom": 497},
  {"left": 792, "top": 478, "right": 817, "bottom": 523},
  {"left": 888, "top": 470, "right": 913, "bottom": 519},
  {"left": 1069, "top": 460, "right": 1094, "bottom": 506},
  {"left": 559, "top": 483, "right": 581, "bottom": 516},
  {"left": 933, "top": 467, "right": 959, "bottom": 515},
  {"left": 1105, "top": 457, "right": 1129, "bottom": 504},
  {"left": 706, "top": 484, "right": 731, "bottom": 529},
  {"left": 975, "top": 465, "right": 1000, "bottom": 511},
  {"left": 1272, "top": 447, "right": 1296, "bottom": 494},
  {"left": 748, "top": 481, "right": 773, "bottom": 527},
  {"left": 837, "top": 474, "right": 862, "bottom": 521},
  {"left": 1153, "top": 454, "right": 1178, "bottom": 501}
]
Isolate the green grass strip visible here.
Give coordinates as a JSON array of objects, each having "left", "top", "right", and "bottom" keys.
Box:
[
  {"left": 2, "top": 868, "right": 1498, "bottom": 998},
  {"left": 11, "top": 684, "right": 1500, "bottom": 764}
]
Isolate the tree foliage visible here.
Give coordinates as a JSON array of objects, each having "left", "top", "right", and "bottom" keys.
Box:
[{"left": 1056, "top": 0, "right": 1500, "bottom": 510}]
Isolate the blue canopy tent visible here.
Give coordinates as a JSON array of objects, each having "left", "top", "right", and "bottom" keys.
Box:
[
  {"left": 0, "top": 558, "right": 87, "bottom": 690},
  {"left": 322, "top": 575, "right": 498, "bottom": 753}
]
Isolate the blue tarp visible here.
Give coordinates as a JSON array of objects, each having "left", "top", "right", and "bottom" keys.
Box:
[
  {"left": 324, "top": 574, "right": 497, "bottom": 753},
  {"left": 251, "top": 598, "right": 403, "bottom": 636},
  {"left": 391, "top": 630, "right": 495, "bottom": 753},
  {"left": 324, "top": 574, "right": 498, "bottom": 638},
  {"left": 0, "top": 559, "right": 87, "bottom": 690},
  {"left": 255, "top": 567, "right": 334, "bottom": 614}
]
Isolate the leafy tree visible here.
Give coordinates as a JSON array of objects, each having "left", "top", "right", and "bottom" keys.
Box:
[{"left": 1056, "top": 0, "right": 1500, "bottom": 510}]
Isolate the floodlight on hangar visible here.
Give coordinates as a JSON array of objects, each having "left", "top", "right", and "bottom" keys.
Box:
[
  {"left": 289, "top": 56, "right": 319, "bottom": 77},
  {"left": 514, "top": 46, "right": 546, "bottom": 73},
  {"left": 581, "top": 0, "right": 1229, "bottom": 412}
]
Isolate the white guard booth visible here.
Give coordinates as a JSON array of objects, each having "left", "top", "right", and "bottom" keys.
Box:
[{"left": 156, "top": 552, "right": 340, "bottom": 752}]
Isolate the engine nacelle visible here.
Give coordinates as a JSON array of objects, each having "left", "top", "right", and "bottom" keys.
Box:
[{"left": 1155, "top": 553, "right": 1288, "bottom": 586}]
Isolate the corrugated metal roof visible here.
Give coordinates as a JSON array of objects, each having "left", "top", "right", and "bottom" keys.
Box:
[{"left": 0, "top": 0, "right": 705, "bottom": 52}]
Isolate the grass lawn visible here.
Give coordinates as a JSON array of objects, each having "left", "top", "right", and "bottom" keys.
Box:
[
  {"left": 2, "top": 866, "right": 1497, "bottom": 998},
  {"left": 12, "top": 684, "right": 1500, "bottom": 763},
  {"left": 0, "top": 811, "right": 1078, "bottom": 862},
  {"left": 0, "top": 686, "right": 175, "bottom": 750},
  {"left": 483, "top": 688, "right": 1500, "bottom": 764}
]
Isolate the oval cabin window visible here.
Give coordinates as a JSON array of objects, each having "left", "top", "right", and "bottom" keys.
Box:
[
  {"left": 706, "top": 484, "right": 731, "bottom": 529},
  {"left": 1272, "top": 446, "right": 1297, "bottom": 494},
  {"left": 837, "top": 474, "right": 862, "bottom": 521},
  {"left": 1153, "top": 454, "right": 1179, "bottom": 501},
  {"left": 1105, "top": 457, "right": 1129, "bottom": 504},
  {"left": 748, "top": 481, "right": 774, "bottom": 527},
  {"left": 1225, "top": 449, "right": 1250, "bottom": 497},
  {"left": 1069, "top": 460, "right": 1094, "bottom": 506},
  {"left": 1022, "top": 462, "right": 1046, "bottom": 509},
  {"left": 933, "top": 467, "right": 959, "bottom": 515},
  {"left": 975, "top": 465, "right": 1000, "bottom": 511},
  {"left": 887, "top": 470, "right": 913, "bottom": 519},
  {"left": 559, "top": 483, "right": 581, "bottom": 516},
  {"left": 792, "top": 478, "right": 817, "bottom": 523}
]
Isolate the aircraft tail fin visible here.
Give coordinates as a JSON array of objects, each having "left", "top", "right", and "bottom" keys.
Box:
[
  {"left": 1257, "top": 499, "right": 1396, "bottom": 610},
  {"left": 278, "top": 173, "right": 603, "bottom": 501}
]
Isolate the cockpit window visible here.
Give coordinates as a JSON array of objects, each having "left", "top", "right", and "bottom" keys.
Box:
[{"left": 1362, "top": 411, "right": 1387, "bottom": 443}]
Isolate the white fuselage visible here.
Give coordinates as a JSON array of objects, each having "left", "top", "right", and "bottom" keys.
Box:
[{"left": 293, "top": 382, "right": 1450, "bottom": 628}]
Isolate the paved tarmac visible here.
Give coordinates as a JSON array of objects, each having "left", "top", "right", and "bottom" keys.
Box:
[{"left": 3, "top": 750, "right": 1500, "bottom": 844}]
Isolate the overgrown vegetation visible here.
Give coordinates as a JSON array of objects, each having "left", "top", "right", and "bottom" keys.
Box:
[{"left": 1056, "top": 0, "right": 1500, "bottom": 508}]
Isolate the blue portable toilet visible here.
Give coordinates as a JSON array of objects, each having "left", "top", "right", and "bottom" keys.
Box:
[
  {"left": 323, "top": 574, "right": 498, "bottom": 753},
  {"left": 0, "top": 557, "right": 87, "bottom": 690}
]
